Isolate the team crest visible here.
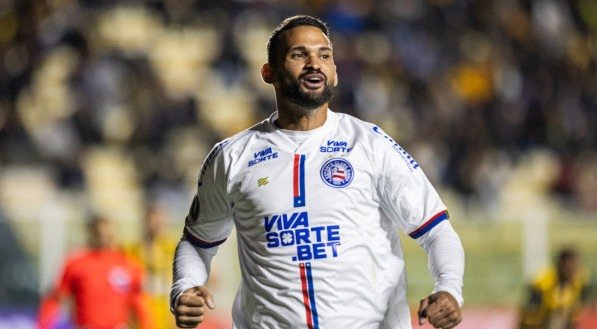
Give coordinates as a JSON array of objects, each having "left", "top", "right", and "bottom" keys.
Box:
[{"left": 320, "top": 158, "right": 354, "bottom": 188}]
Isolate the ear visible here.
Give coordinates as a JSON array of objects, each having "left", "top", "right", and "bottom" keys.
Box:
[
  {"left": 261, "top": 63, "right": 275, "bottom": 84},
  {"left": 333, "top": 70, "right": 338, "bottom": 87}
]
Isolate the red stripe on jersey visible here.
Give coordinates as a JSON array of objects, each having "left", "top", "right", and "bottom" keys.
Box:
[
  {"left": 300, "top": 263, "right": 314, "bottom": 329},
  {"left": 408, "top": 210, "right": 449, "bottom": 239},
  {"left": 293, "top": 154, "right": 300, "bottom": 197}
]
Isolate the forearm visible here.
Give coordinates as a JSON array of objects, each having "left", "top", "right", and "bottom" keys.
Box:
[
  {"left": 38, "top": 292, "right": 67, "bottom": 329},
  {"left": 170, "top": 237, "right": 216, "bottom": 311},
  {"left": 418, "top": 220, "right": 465, "bottom": 306}
]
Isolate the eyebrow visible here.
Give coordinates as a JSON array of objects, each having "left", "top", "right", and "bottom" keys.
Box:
[{"left": 288, "top": 46, "right": 333, "bottom": 53}]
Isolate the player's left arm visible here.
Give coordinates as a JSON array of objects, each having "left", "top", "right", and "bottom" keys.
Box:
[
  {"left": 371, "top": 126, "right": 464, "bottom": 329},
  {"left": 369, "top": 126, "right": 464, "bottom": 328},
  {"left": 416, "top": 220, "right": 464, "bottom": 329}
]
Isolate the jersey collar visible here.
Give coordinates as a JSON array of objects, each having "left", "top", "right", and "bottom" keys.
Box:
[{"left": 267, "top": 109, "right": 339, "bottom": 153}]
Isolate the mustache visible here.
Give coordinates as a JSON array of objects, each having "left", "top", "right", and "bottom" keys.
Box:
[{"left": 300, "top": 70, "right": 327, "bottom": 80}]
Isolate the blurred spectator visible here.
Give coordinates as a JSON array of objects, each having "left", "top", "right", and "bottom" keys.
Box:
[
  {"left": 38, "top": 215, "right": 153, "bottom": 329},
  {"left": 519, "top": 247, "right": 593, "bottom": 329},
  {"left": 0, "top": 0, "right": 594, "bottom": 211},
  {"left": 126, "top": 203, "right": 177, "bottom": 329}
]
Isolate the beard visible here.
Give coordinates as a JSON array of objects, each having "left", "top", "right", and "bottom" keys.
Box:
[{"left": 279, "top": 76, "right": 334, "bottom": 110}]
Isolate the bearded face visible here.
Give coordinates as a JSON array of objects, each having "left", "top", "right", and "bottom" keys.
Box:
[
  {"left": 271, "top": 25, "right": 337, "bottom": 110},
  {"left": 278, "top": 69, "right": 335, "bottom": 109}
]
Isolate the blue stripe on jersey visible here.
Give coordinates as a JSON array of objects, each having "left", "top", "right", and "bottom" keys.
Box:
[
  {"left": 184, "top": 227, "right": 227, "bottom": 248},
  {"left": 306, "top": 262, "right": 320, "bottom": 329},
  {"left": 408, "top": 210, "right": 449, "bottom": 239}
]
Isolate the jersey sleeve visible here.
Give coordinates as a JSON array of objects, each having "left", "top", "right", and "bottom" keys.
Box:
[
  {"left": 370, "top": 126, "right": 448, "bottom": 238},
  {"left": 184, "top": 140, "right": 234, "bottom": 248}
]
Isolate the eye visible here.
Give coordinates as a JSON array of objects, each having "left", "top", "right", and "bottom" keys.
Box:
[
  {"left": 320, "top": 52, "right": 333, "bottom": 60},
  {"left": 291, "top": 53, "right": 305, "bottom": 59}
]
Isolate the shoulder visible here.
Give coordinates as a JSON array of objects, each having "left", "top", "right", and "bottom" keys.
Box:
[
  {"left": 532, "top": 268, "right": 558, "bottom": 290},
  {"left": 110, "top": 250, "right": 144, "bottom": 274},
  {"left": 64, "top": 250, "right": 92, "bottom": 266},
  {"left": 224, "top": 118, "right": 271, "bottom": 147},
  {"left": 336, "top": 112, "right": 394, "bottom": 141},
  {"left": 207, "top": 118, "right": 271, "bottom": 160},
  {"left": 124, "top": 254, "right": 144, "bottom": 273},
  {"left": 334, "top": 112, "right": 401, "bottom": 154},
  {"left": 334, "top": 111, "right": 376, "bottom": 131},
  {"left": 59, "top": 250, "right": 94, "bottom": 277},
  {"left": 333, "top": 111, "right": 381, "bottom": 144}
]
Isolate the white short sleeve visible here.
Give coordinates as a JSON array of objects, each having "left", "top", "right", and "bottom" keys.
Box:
[{"left": 184, "top": 140, "right": 234, "bottom": 248}]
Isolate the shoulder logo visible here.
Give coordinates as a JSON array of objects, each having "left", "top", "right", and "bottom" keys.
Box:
[
  {"left": 372, "top": 126, "right": 420, "bottom": 171},
  {"left": 248, "top": 146, "right": 279, "bottom": 167},
  {"left": 198, "top": 140, "right": 229, "bottom": 187},
  {"left": 320, "top": 158, "right": 354, "bottom": 188}
]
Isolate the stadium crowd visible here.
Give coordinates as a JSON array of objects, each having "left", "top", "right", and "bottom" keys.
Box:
[
  {"left": 0, "top": 0, "right": 597, "bottom": 209},
  {"left": 0, "top": 0, "right": 595, "bottom": 323},
  {"left": 1, "top": 0, "right": 595, "bottom": 208}
]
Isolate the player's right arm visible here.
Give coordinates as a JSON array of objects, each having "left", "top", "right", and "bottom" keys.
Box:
[
  {"left": 174, "top": 285, "right": 215, "bottom": 328},
  {"left": 171, "top": 238, "right": 216, "bottom": 327},
  {"left": 170, "top": 141, "right": 234, "bottom": 327}
]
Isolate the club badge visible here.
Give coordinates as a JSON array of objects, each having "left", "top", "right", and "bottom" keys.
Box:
[{"left": 320, "top": 158, "right": 354, "bottom": 188}]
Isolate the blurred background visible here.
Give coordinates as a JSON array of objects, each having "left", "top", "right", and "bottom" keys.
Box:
[{"left": 0, "top": 0, "right": 595, "bottom": 328}]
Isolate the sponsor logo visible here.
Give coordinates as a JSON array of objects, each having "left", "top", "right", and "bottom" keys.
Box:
[
  {"left": 257, "top": 177, "right": 269, "bottom": 187},
  {"left": 264, "top": 211, "right": 341, "bottom": 262},
  {"left": 320, "top": 158, "right": 354, "bottom": 188},
  {"left": 248, "top": 147, "right": 279, "bottom": 167},
  {"left": 320, "top": 140, "right": 351, "bottom": 153},
  {"left": 198, "top": 140, "right": 229, "bottom": 187},
  {"left": 372, "top": 126, "right": 420, "bottom": 171}
]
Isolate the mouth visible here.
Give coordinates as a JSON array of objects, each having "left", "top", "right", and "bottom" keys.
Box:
[{"left": 301, "top": 72, "right": 326, "bottom": 90}]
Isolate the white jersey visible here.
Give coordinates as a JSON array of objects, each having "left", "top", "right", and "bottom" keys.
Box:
[{"left": 184, "top": 110, "right": 451, "bottom": 329}]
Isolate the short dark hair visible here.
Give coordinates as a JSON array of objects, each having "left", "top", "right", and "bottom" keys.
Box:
[
  {"left": 267, "top": 15, "right": 330, "bottom": 65},
  {"left": 557, "top": 247, "right": 578, "bottom": 262},
  {"left": 87, "top": 214, "right": 108, "bottom": 229}
]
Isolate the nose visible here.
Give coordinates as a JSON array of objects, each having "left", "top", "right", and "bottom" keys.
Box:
[{"left": 305, "top": 53, "right": 321, "bottom": 70}]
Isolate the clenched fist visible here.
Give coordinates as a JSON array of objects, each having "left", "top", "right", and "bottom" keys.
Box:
[
  {"left": 174, "top": 286, "right": 215, "bottom": 328},
  {"left": 417, "top": 291, "right": 462, "bottom": 329}
]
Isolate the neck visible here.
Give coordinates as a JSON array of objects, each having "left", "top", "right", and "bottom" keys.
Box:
[
  {"left": 90, "top": 245, "right": 113, "bottom": 251},
  {"left": 275, "top": 102, "right": 328, "bottom": 131},
  {"left": 145, "top": 232, "right": 157, "bottom": 244}
]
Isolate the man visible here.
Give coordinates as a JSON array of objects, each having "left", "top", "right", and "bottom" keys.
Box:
[
  {"left": 519, "top": 247, "right": 591, "bottom": 329},
  {"left": 171, "top": 15, "right": 464, "bottom": 329},
  {"left": 127, "top": 204, "right": 177, "bottom": 329},
  {"left": 39, "top": 215, "right": 153, "bottom": 329}
]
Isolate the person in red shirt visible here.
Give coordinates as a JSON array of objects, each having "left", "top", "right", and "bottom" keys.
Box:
[{"left": 38, "top": 215, "right": 153, "bottom": 329}]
